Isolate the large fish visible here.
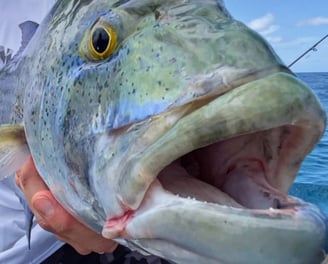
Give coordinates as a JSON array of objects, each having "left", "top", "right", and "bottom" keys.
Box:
[{"left": 0, "top": 0, "right": 327, "bottom": 263}]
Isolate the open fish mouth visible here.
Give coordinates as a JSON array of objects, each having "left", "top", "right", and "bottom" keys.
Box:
[
  {"left": 158, "top": 125, "right": 306, "bottom": 211},
  {"left": 94, "top": 72, "right": 326, "bottom": 263}
]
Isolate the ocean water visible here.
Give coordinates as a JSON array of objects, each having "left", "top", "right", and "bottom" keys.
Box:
[{"left": 289, "top": 72, "right": 328, "bottom": 216}]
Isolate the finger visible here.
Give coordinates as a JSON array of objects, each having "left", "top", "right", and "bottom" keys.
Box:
[
  {"left": 16, "top": 157, "right": 49, "bottom": 204},
  {"left": 55, "top": 218, "right": 119, "bottom": 254},
  {"left": 64, "top": 232, "right": 118, "bottom": 254},
  {"left": 30, "top": 191, "right": 59, "bottom": 233},
  {"left": 73, "top": 247, "right": 92, "bottom": 256},
  {"left": 16, "top": 157, "right": 118, "bottom": 254},
  {"left": 32, "top": 191, "right": 118, "bottom": 254},
  {"left": 56, "top": 232, "right": 117, "bottom": 255},
  {"left": 54, "top": 239, "right": 92, "bottom": 256}
]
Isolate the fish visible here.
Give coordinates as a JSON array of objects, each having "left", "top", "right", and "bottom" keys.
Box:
[{"left": 0, "top": 0, "right": 327, "bottom": 263}]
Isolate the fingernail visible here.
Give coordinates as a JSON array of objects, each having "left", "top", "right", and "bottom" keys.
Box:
[{"left": 33, "top": 198, "right": 55, "bottom": 217}]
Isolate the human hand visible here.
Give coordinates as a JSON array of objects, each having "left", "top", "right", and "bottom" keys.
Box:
[{"left": 15, "top": 157, "right": 118, "bottom": 255}]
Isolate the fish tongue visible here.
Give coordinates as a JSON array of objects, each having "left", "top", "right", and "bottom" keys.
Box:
[
  {"left": 222, "top": 162, "right": 278, "bottom": 209},
  {"left": 158, "top": 161, "right": 243, "bottom": 208}
]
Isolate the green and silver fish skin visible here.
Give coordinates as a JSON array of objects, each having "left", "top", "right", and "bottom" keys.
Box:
[{"left": 0, "top": 0, "right": 327, "bottom": 263}]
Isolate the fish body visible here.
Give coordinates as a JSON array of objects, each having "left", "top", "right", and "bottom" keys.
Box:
[{"left": 0, "top": 1, "right": 327, "bottom": 263}]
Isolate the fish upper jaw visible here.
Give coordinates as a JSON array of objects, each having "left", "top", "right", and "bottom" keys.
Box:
[{"left": 99, "top": 72, "right": 324, "bottom": 210}]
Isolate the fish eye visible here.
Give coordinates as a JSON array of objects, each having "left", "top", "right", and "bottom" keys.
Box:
[{"left": 87, "top": 24, "right": 117, "bottom": 60}]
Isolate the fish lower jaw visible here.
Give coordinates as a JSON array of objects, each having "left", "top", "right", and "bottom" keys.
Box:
[
  {"left": 101, "top": 174, "right": 324, "bottom": 239},
  {"left": 102, "top": 178, "right": 326, "bottom": 264}
]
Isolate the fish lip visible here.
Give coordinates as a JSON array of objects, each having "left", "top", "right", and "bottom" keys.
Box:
[
  {"left": 127, "top": 180, "right": 325, "bottom": 225},
  {"left": 127, "top": 179, "right": 322, "bottom": 223},
  {"left": 172, "top": 65, "right": 292, "bottom": 108}
]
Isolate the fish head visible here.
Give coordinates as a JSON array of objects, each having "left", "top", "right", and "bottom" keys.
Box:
[{"left": 22, "top": 0, "right": 326, "bottom": 263}]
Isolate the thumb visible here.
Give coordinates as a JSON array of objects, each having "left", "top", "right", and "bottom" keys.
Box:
[
  {"left": 31, "top": 191, "right": 59, "bottom": 233},
  {"left": 32, "top": 191, "right": 56, "bottom": 218}
]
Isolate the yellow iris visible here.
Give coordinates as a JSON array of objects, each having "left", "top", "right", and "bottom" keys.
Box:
[{"left": 80, "top": 20, "right": 117, "bottom": 61}]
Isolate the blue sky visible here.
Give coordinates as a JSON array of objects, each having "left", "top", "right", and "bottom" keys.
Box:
[{"left": 225, "top": 0, "right": 328, "bottom": 72}]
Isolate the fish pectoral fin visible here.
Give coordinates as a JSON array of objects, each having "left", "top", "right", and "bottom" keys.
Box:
[
  {"left": 20, "top": 195, "right": 34, "bottom": 249},
  {"left": 0, "top": 125, "right": 30, "bottom": 180},
  {"left": 14, "top": 21, "right": 39, "bottom": 60}
]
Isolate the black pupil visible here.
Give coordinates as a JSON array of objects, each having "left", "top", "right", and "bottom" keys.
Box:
[{"left": 92, "top": 28, "right": 110, "bottom": 53}]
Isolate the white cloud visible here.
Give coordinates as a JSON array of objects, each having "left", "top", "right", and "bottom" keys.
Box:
[
  {"left": 266, "top": 36, "right": 283, "bottom": 44},
  {"left": 284, "top": 37, "right": 317, "bottom": 46},
  {"left": 247, "top": 13, "right": 279, "bottom": 36},
  {"left": 297, "top": 16, "right": 328, "bottom": 26},
  {"left": 247, "top": 13, "right": 283, "bottom": 43}
]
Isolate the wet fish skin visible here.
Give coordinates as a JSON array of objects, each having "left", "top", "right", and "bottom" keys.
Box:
[{"left": 0, "top": 1, "right": 326, "bottom": 263}]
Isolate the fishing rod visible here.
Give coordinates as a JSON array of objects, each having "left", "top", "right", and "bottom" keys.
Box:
[{"left": 288, "top": 34, "right": 328, "bottom": 68}]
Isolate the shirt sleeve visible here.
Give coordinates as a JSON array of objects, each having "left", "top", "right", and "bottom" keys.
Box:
[{"left": 0, "top": 177, "right": 64, "bottom": 264}]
